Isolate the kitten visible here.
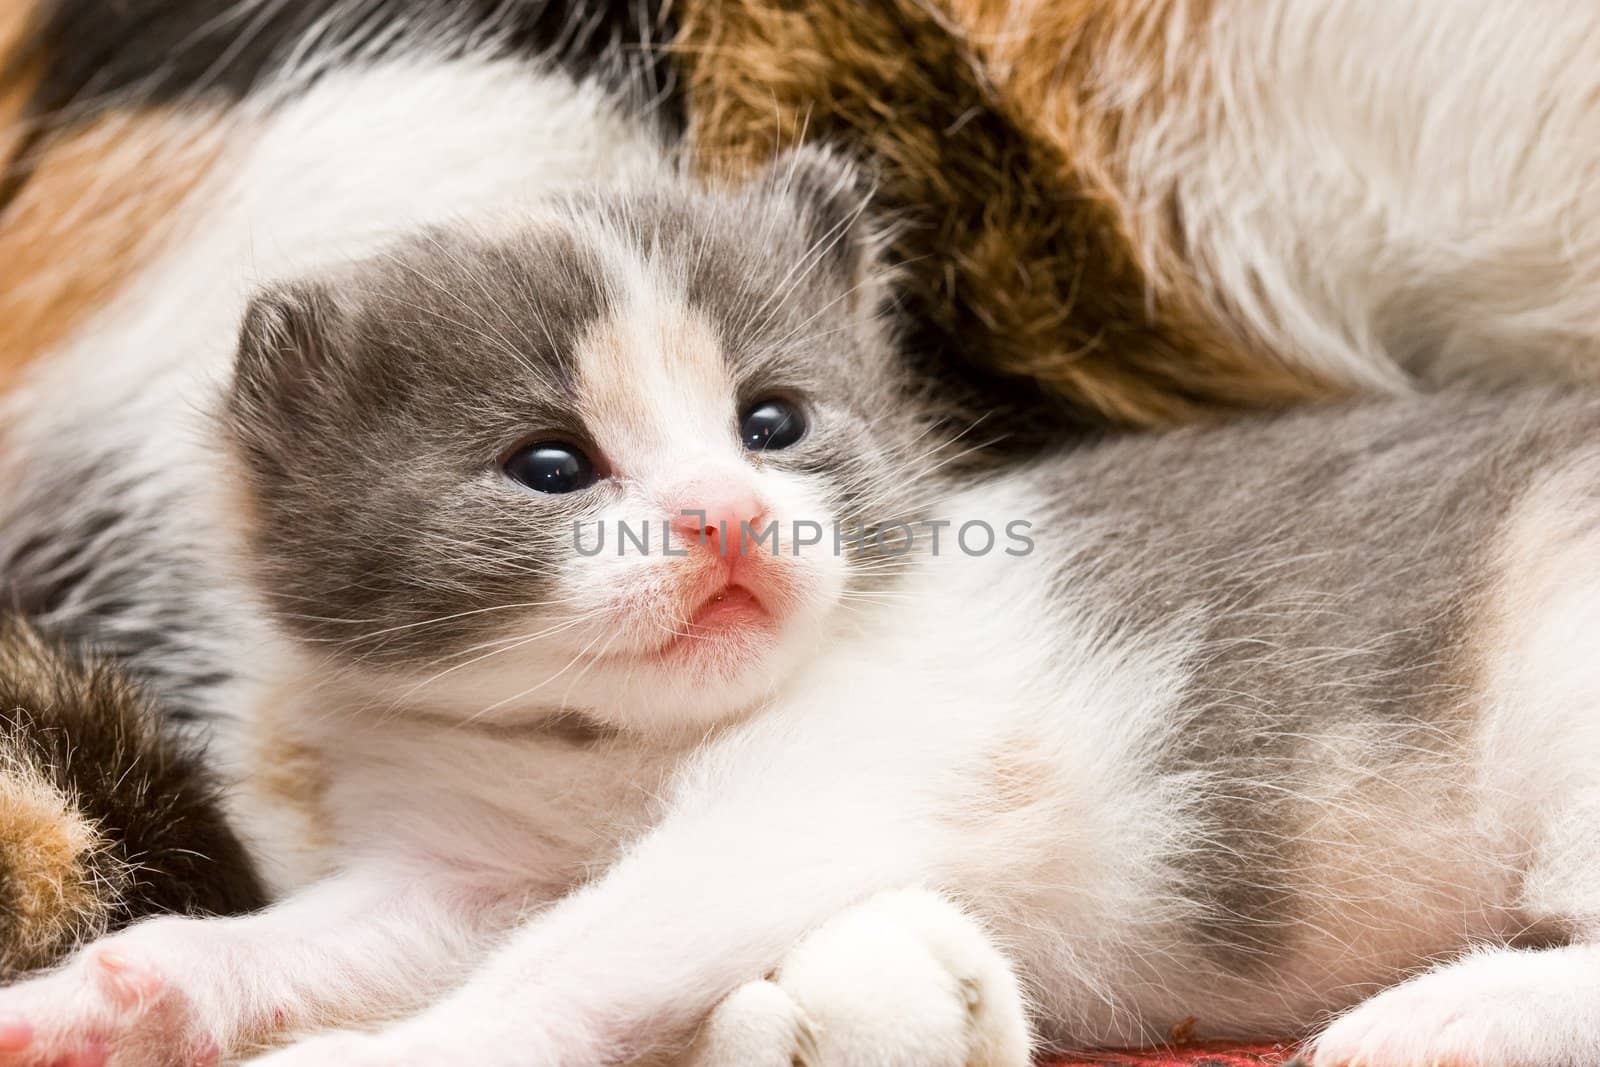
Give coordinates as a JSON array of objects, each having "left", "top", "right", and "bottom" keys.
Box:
[
  {"left": 0, "top": 0, "right": 679, "bottom": 962},
  {"left": 16, "top": 0, "right": 1600, "bottom": 432},
  {"left": 4, "top": 150, "right": 1600, "bottom": 1067}
]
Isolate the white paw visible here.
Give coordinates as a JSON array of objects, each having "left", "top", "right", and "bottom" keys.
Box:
[
  {"left": 684, "top": 889, "right": 1031, "bottom": 1067},
  {"left": 1310, "top": 944, "right": 1600, "bottom": 1066},
  {"left": 0, "top": 924, "right": 219, "bottom": 1067},
  {"left": 684, "top": 980, "right": 820, "bottom": 1067}
]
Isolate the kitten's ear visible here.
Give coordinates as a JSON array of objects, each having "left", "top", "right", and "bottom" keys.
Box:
[
  {"left": 227, "top": 282, "right": 351, "bottom": 460},
  {"left": 231, "top": 282, "right": 345, "bottom": 415},
  {"left": 760, "top": 145, "right": 882, "bottom": 280}
]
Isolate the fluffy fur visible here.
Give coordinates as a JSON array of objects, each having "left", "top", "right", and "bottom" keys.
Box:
[
  {"left": 677, "top": 0, "right": 1600, "bottom": 425},
  {"left": 676, "top": 0, "right": 1333, "bottom": 431},
  {"left": 0, "top": 617, "right": 264, "bottom": 978},
  {"left": 0, "top": 0, "right": 679, "bottom": 941},
  {"left": 7, "top": 2, "right": 1600, "bottom": 1064},
  {"left": 2, "top": 155, "right": 1600, "bottom": 1067},
  {"left": 0, "top": 0, "right": 677, "bottom": 393},
  {"left": 12, "top": 1, "right": 1600, "bottom": 428},
  {"left": 0, "top": 2, "right": 36, "bottom": 182}
]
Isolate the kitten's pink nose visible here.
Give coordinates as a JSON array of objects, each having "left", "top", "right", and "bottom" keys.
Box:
[{"left": 669, "top": 483, "right": 767, "bottom": 557}]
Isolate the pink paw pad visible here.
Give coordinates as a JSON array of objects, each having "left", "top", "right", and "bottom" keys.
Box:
[
  {"left": 49, "top": 1036, "right": 107, "bottom": 1067},
  {"left": 189, "top": 1035, "right": 222, "bottom": 1067},
  {"left": 0, "top": 1020, "right": 32, "bottom": 1054}
]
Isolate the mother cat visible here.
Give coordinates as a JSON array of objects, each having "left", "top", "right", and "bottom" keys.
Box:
[
  {"left": 0, "top": 151, "right": 1596, "bottom": 1067},
  {"left": 10, "top": 0, "right": 1600, "bottom": 418}
]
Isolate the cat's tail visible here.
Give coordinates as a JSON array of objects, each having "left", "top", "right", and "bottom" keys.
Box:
[{"left": 0, "top": 615, "right": 266, "bottom": 978}]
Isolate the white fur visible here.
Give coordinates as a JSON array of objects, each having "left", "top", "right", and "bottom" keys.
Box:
[
  {"left": 1310, "top": 944, "right": 1600, "bottom": 1067},
  {"left": 683, "top": 889, "right": 1033, "bottom": 1067},
  {"left": 1096, "top": 0, "right": 1600, "bottom": 390}
]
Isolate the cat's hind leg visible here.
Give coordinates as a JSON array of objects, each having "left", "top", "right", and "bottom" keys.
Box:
[
  {"left": 1308, "top": 788, "right": 1600, "bottom": 1066},
  {"left": 1306, "top": 940, "right": 1600, "bottom": 1067},
  {"left": 1308, "top": 457, "right": 1600, "bottom": 1065},
  {"left": 1312, "top": 463, "right": 1600, "bottom": 1064},
  {"left": 682, "top": 889, "right": 1031, "bottom": 1067}
]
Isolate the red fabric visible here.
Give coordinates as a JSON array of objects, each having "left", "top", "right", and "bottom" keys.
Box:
[{"left": 1042, "top": 1043, "right": 1294, "bottom": 1066}]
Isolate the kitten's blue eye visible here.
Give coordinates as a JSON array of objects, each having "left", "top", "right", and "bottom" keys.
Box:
[
  {"left": 504, "top": 442, "right": 597, "bottom": 494},
  {"left": 740, "top": 399, "right": 807, "bottom": 452}
]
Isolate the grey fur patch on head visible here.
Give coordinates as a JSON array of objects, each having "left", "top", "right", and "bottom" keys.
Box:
[
  {"left": 224, "top": 148, "right": 944, "bottom": 665},
  {"left": 227, "top": 226, "right": 616, "bottom": 658}
]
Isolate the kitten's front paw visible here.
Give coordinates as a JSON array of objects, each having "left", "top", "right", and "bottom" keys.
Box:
[
  {"left": 1309, "top": 944, "right": 1600, "bottom": 1066},
  {"left": 0, "top": 933, "right": 216, "bottom": 1067},
  {"left": 684, "top": 889, "right": 1031, "bottom": 1067}
]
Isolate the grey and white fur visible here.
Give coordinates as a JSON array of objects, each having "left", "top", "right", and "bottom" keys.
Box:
[
  {"left": 0, "top": 0, "right": 679, "bottom": 976},
  {"left": 0, "top": 148, "right": 1596, "bottom": 1067}
]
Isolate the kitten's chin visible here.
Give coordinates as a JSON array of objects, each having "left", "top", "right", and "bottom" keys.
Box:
[
  {"left": 558, "top": 599, "right": 827, "bottom": 735},
  {"left": 586, "top": 619, "right": 805, "bottom": 734},
  {"left": 643, "top": 585, "right": 776, "bottom": 666}
]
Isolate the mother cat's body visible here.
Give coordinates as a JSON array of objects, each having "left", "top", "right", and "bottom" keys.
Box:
[{"left": 0, "top": 154, "right": 1595, "bottom": 1067}]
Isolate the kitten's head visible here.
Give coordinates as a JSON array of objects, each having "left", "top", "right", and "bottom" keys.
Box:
[{"left": 224, "top": 148, "right": 941, "bottom": 732}]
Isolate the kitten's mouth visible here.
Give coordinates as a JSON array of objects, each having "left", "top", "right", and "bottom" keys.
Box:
[
  {"left": 688, "top": 585, "right": 764, "bottom": 629},
  {"left": 650, "top": 583, "right": 776, "bottom": 666}
]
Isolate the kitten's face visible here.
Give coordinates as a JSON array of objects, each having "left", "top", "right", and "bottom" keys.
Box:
[{"left": 226, "top": 152, "right": 934, "bottom": 732}]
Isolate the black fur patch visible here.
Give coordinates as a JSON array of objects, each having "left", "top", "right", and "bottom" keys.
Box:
[
  {"left": 14, "top": 0, "right": 678, "bottom": 124},
  {"left": 1, "top": 464, "right": 243, "bottom": 725}
]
